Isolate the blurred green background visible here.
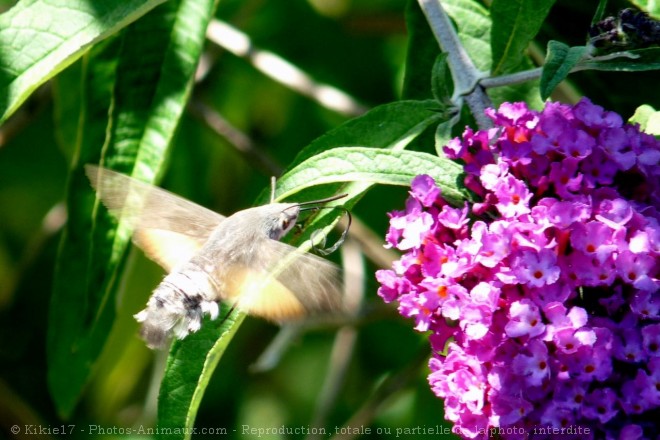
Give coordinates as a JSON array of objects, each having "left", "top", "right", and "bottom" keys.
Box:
[{"left": 0, "top": 0, "right": 657, "bottom": 439}]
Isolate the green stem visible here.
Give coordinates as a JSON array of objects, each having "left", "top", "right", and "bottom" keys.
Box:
[
  {"left": 480, "top": 67, "right": 543, "bottom": 88},
  {"left": 417, "top": 0, "right": 493, "bottom": 129}
]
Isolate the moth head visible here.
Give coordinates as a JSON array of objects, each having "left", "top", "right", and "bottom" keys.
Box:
[
  {"left": 259, "top": 203, "right": 300, "bottom": 240},
  {"left": 263, "top": 193, "right": 349, "bottom": 241}
]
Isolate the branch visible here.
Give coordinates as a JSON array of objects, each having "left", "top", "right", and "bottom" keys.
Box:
[{"left": 417, "top": 0, "right": 492, "bottom": 129}]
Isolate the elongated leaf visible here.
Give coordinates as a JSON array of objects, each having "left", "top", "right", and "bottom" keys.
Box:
[
  {"left": 267, "top": 99, "right": 452, "bottom": 241},
  {"left": 540, "top": 41, "right": 587, "bottom": 100},
  {"left": 48, "top": 38, "right": 122, "bottom": 420},
  {"left": 591, "top": 0, "right": 609, "bottom": 25},
  {"left": 275, "top": 147, "right": 468, "bottom": 207},
  {"left": 490, "top": 0, "right": 556, "bottom": 76},
  {"left": 48, "top": 0, "right": 217, "bottom": 418},
  {"left": 0, "top": 0, "right": 166, "bottom": 123},
  {"left": 158, "top": 309, "right": 246, "bottom": 440},
  {"left": 291, "top": 99, "right": 445, "bottom": 166}
]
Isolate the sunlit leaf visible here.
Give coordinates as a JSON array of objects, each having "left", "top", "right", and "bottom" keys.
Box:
[
  {"left": 490, "top": 0, "right": 556, "bottom": 76},
  {"left": 630, "top": 104, "right": 660, "bottom": 135},
  {"left": 276, "top": 147, "right": 468, "bottom": 207},
  {"left": 0, "top": 0, "right": 165, "bottom": 123}
]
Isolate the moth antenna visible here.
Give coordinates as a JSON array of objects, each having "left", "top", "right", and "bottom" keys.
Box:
[{"left": 270, "top": 176, "right": 277, "bottom": 203}]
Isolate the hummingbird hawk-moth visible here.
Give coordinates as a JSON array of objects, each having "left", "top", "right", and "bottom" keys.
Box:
[{"left": 85, "top": 165, "right": 346, "bottom": 348}]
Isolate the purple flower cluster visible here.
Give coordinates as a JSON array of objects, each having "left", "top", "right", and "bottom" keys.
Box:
[{"left": 377, "top": 98, "right": 660, "bottom": 439}]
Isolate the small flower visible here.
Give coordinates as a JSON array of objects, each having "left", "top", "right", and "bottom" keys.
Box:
[
  {"left": 493, "top": 175, "right": 533, "bottom": 218},
  {"left": 410, "top": 174, "right": 441, "bottom": 207},
  {"left": 570, "top": 221, "right": 618, "bottom": 263},
  {"left": 505, "top": 299, "right": 546, "bottom": 338},
  {"left": 514, "top": 249, "right": 561, "bottom": 288},
  {"left": 388, "top": 209, "right": 434, "bottom": 251},
  {"left": 512, "top": 339, "right": 550, "bottom": 386},
  {"left": 642, "top": 323, "right": 660, "bottom": 357},
  {"left": 617, "top": 250, "right": 657, "bottom": 291},
  {"left": 581, "top": 388, "right": 618, "bottom": 423}
]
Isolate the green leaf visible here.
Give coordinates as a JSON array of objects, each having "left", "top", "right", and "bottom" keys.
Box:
[
  {"left": 490, "top": 0, "right": 556, "bottom": 76},
  {"left": 402, "top": 0, "right": 441, "bottom": 99},
  {"left": 47, "top": 0, "right": 217, "bottom": 418},
  {"left": 0, "top": 0, "right": 166, "bottom": 123},
  {"left": 158, "top": 309, "right": 246, "bottom": 440},
  {"left": 540, "top": 41, "right": 587, "bottom": 100},
  {"left": 47, "top": 39, "right": 122, "bottom": 421},
  {"left": 590, "top": 0, "right": 609, "bottom": 25},
  {"left": 276, "top": 147, "right": 469, "bottom": 207},
  {"left": 576, "top": 47, "right": 660, "bottom": 72},
  {"left": 631, "top": 0, "right": 660, "bottom": 18},
  {"left": 290, "top": 99, "right": 445, "bottom": 167},
  {"left": 431, "top": 53, "right": 454, "bottom": 105},
  {"left": 630, "top": 104, "right": 660, "bottom": 135}
]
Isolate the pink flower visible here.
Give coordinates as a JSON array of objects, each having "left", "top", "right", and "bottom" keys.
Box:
[
  {"left": 514, "top": 249, "right": 561, "bottom": 288},
  {"left": 493, "top": 175, "right": 532, "bottom": 218},
  {"left": 505, "top": 299, "right": 546, "bottom": 338}
]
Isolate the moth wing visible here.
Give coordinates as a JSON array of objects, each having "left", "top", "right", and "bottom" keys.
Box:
[
  {"left": 132, "top": 229, "right": 201, "bottom": 272},
  {"left": 222, "top": 239, "right": 344, "bottom": 322},
  {"left": 85, "top": 165, "right": 225, "bottom": 271}
]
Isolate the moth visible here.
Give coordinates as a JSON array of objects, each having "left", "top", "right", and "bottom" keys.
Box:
[{"left": 85, "top": 165, "right": 346, "bottom": 349}]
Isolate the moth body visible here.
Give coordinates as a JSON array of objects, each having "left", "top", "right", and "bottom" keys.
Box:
[{"left": 135, "top": 204, "right": 299, "bottom": 348}]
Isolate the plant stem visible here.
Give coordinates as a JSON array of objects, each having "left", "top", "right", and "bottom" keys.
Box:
[
  {"left": 480, "top": 67, "right": 543, "bottom": 88},
  {"left": 417, "top": 0, "right": 493, "bottom": 129}
]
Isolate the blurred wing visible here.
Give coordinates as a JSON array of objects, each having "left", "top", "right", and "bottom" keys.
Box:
[
  {"left": 85, "top": 165, "right": 225, "bottom": 271},
  {"left": 222, "top": 239, "right": 344, "bottom": 322}
]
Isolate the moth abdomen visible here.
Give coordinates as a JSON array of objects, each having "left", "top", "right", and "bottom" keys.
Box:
[{"left": 134, "top": 267, "right": 219, "bottom": 349}]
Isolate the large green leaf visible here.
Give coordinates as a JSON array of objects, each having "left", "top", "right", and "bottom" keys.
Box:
[
  {"left": 0, "top": 0, "right": 165, "bottom": 123},
  {"left": 47, "top": 0, "right": 217, "bottom": 418},
  {"left": 291, "top": 99, "right": 445, "bottom": 165},
  {"left": 158, "top": 309, "right": 246, "bottom": 440},
  {"left": 490, "top": 0, "right": 556, "bottom": 76},
  {"left": 276, "top": 147, "right": 468, "bottom": 207}
]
